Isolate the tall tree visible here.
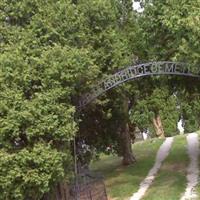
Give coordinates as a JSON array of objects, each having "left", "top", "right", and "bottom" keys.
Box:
[
  {"left": 0, "top": 0, "right": 98, "bottom": 199},
  {"left": 130, "top": 83, "right": 180, "bottom": 137},
  {"left": 76, "top": 0, "right": 139, "bottom": 165},
  {"left": 128, "top": 0, "right": 200, "bottom": 135}
]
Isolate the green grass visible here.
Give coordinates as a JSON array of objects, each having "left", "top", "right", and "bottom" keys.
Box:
[
  {"left": 91, "top": 133, "right": 200, "bottom": 200},
  {"left": 91, "top": 138, "right": 164, "bottom": 200},
  {"left": 142, "top": 135, "right": 188, "bottom": 200},
  {"left": 91, "top": 131, "right": 200, "bottom": 200}
]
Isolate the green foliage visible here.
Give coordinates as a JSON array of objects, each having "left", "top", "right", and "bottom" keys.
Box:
[
  {"left": 0, "top": 0, "right": 100, "bottom": 199},
  {"left": 77, "top": 0, "right": 138, "bottom": 159},
  {"left": 131, "top": 0, "right": 200, "bottom": 135},
  {"left": 0, "top": 144, "right": 71, "bottom": 200},
  {"left": 180, "top": 94, "right": 200, "bottom": 132},
  {"left": 1, "top": 0, "right": 200, "bottom": 198},
  {"left": 0, "top": 0, "right": 139, "bottom": 197},
  {"left": 138, "top": 0, "right": 200, "bottom": 63},
  {"left": 77, "top": 0, "right": 134, "bottom": 71},
  {"left": 130, "top": 86, "right": 179, "bottom": 136}
]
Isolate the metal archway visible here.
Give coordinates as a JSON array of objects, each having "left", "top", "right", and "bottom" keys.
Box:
[{"left": 78, "top": 61, "right": 200, "bottom": 109}]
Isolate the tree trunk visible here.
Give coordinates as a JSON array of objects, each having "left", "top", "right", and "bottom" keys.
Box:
[
  {"left": 119, "top": 122, "right": 136, "bottom": 165},
  {"left": 118, "top": 95, "right": 136, "bottom": 165},
  {"left": 153, "top": 114, "right": 165, "bottom": 138},
  {"left": 42, "top": 182, "right": 70, "bottom": 200}
]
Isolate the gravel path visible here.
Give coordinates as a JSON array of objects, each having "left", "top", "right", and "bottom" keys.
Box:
[
  {"left": 180, "top": 133, "right": 200, "bottom": 200},
  {"left": 129, "top": 137, "right": 174, "bottom": 200}
]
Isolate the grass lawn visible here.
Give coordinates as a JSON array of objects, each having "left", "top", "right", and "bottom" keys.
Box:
[
  {"left": 91, "top": 133, "right": 200, "bottom": 200},
  {"left": 91, "top": 138, "right": 164, "bottom": 200},
  {"left": 142, "top": 135, "right": 188, "bottom": 200}
]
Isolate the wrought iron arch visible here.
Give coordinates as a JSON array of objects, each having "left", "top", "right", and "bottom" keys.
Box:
[{"left": 78, "top": 61, "right": 200, "bottom": 109}]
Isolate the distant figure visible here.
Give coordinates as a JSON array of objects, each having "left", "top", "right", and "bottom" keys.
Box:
[{"left": 177, "top": 118, "right": 184, "bottom": 134}]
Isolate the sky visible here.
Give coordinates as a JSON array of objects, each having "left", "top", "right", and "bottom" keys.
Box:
[{"left": 132, "top": 1, "right": 144, "bottom": 13}]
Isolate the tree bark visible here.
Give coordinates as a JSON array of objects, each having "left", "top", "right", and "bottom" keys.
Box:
[
  {"left": 42, "top": 182, "right": 70, "bottom": 200},
  {"left": 119, "top": 122, "right": 136, "bottom": 165},
  {"left": 118, "top": 95, "right": 136, "bottom": 165},
  {"left": 152, "top": 114, "right": 165, "bottom": 138}
]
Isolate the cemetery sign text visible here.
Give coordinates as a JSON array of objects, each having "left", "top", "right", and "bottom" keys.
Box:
[{"left": 78, "top": 61, "right": 200, "bottom": 108}]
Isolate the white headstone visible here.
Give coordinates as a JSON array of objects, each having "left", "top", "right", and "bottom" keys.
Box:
[
  {"left": 142, "top": 132, "right": 148, "bottom": 140},
  {"left": 177, "top": 119, "right": 184, "bottom": 134}
]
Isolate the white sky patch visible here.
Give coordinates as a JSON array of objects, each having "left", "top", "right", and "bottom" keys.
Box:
[{"left": 132, "top": 1, "right": 144, "bottom": 13}]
